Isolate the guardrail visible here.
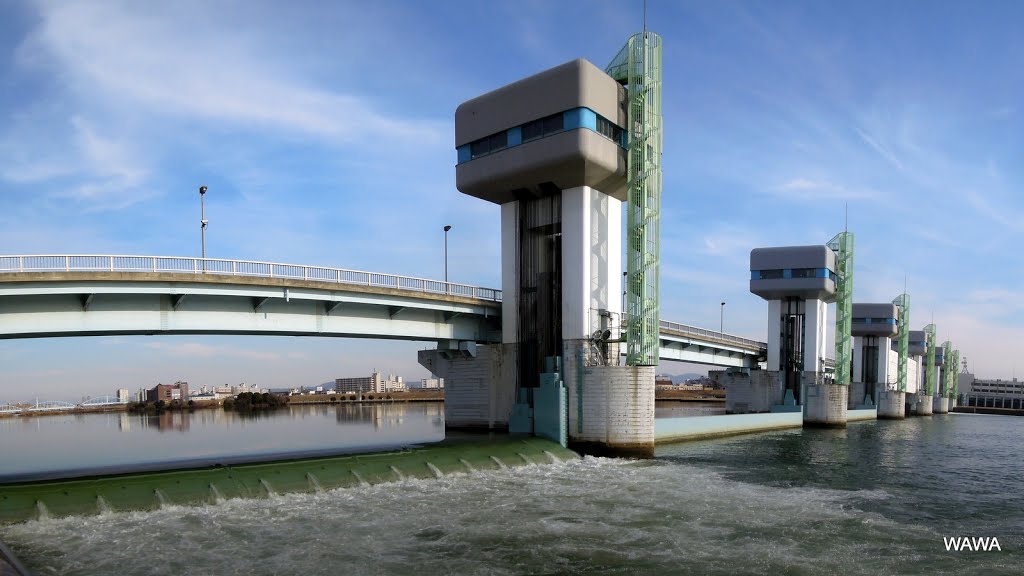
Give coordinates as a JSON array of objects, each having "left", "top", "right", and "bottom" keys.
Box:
[
  {"left": 0, "top": 255, "right": 504, "bottom": 302},
  {"left": 1, "top": 256, "right": 779, "bottom": 350},
  {"left": 658, "top": 319, "right": 766, "bottom": 351}
]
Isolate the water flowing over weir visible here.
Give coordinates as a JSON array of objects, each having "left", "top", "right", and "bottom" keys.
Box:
[
  {"left": 0, "top": 438, "right": 576, "bottom": 524},
  {"left": 2, "top": 416, "right": 1023, "bottom": 576}
]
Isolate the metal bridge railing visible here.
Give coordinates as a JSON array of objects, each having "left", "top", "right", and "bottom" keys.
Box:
[
  {"left": 657, "top": 319, "right": 766, "bottom": 351},
  {"left": 0, "top": 255, "right": 503, "bottom": 302}
]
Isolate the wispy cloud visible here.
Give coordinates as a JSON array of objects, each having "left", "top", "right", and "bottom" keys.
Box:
[
  {"left": 965, "top": 190, "right": 1024, "bottom": 233},
  {"left": 769, "top": 178, "right": 880, "bottom": 201},
  {"left": 854, "top": 126, "right": 905, "bottom": 171}
]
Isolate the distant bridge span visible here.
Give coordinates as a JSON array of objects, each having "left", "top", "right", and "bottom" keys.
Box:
[{"left": 0, "top": 255, "right": 766, "bottom": 367}]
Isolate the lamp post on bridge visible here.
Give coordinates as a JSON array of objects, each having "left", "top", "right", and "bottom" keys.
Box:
[
  {"left": 443, "top": 225, "right": 452, "bottom": 284},
  {"left": 720, "top": 301, "right": 725, "bottom": 337},
  {"left": 199, "top": 185, "right": 208, "bottom": 271}
]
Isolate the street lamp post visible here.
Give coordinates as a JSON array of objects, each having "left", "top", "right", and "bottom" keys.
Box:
[
  {"left": 720, "top": 301, "right": 726, "bottom": 336},
  {"left": 443, "top": 225, "right": 452, "bottom": 284},
  {"left": 199, "top": 186, "right": 208, "bottom": 271}
]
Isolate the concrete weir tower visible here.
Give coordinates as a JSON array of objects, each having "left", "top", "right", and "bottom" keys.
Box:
[
  {"left": 421, "top": 33, "right": 664, "bottom": 457},
  {"left": 850, "top": 303, "right": 899, "bottom": 411},
  {"left": 729, "top": 243, "right": 831, "bottom": 414},
  {"left": 905, "top": 327, "right": 929, "bottom": 412},
  {"left": 736, "top": 233, "right": 854, "bottom": 427}
]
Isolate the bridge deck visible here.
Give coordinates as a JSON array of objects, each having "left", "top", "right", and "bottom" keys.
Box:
[{"left": 0, "top": 255, "right": 769, "bottom": 366}]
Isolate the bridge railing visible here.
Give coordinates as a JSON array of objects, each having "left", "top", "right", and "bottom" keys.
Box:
[
  {"left": 0, "top": 255, "right": 503, "bottom": 302},
  {"left": 658, "top": 319, "right": 766, "bottom": 351}
]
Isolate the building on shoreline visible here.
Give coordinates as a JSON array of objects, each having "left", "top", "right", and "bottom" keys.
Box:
[
  {"left": 335, "top": 372, "right": 405, "bottom": 394},
  {"left": 419, "top": 377, "right": 444, "bottom": 390},
  {"left": 963, "top": 376, "right": 1024, "bottom": 409},
  {"left": 146, "top": 382, "right": 189, "bottom": 403}
]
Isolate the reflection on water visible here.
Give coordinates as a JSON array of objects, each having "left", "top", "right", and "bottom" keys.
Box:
[{"left": 0, "top": 402, "right": 446, "bottom": 482}]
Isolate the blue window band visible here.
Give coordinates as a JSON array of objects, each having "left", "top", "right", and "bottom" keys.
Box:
[
  {"left": 456, "top": 107, "right": 625, "bottom": 164},
  {"left": 852, "top": 318, "right": 898, "bottom": 325},
  {"left": 750, "top": 268, "right": 836, "bottom": 281}
]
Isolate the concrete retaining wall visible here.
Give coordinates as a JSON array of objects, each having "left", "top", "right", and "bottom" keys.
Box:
[
  {"left": 848, "top": 408, "right": 877, "bottom": 422},
  {"left": 656, "top": 412, "right": 802, "bottom": 443}
]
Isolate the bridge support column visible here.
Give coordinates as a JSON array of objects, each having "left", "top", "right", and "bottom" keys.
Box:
[
  {"left": 565, "top": 340, "right": 654, "bottom": 458},
  {"left": 933, "top": 396, "right": 949, "bottom": 414},
  {"left": 876, "top": 385, "right": 905, "bottom": 419},
  {"left": 417, "top": 343, "right": 517, "bottom": 431},
  {"left": 723, "top": 370, "right": 787, "bottom": 414},
  {"left": 803, "top": 379, "right": 847, "bottom": 427}
]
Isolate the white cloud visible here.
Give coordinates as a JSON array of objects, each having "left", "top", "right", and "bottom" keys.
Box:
[{"left": 24, "top": 1, "right": 445, "bottom": 146}]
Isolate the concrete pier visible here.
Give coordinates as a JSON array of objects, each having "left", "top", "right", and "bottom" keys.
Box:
[
  {"left": 914, "top": 393, "right": 934, "bottom": 416},
  {"left": 566, "top": 360, "right": 655, "bottom": 458},
  {"left": 804, "top": 382, "right": 848, "bottom": 427},
  {"left": 418, "top": 343, "right": 516, "bottom": 431},
  {"left": 877, "top": 388, "right": 906, "bottom": 419},
  {"left": 933, "top": 396, "right": 950, "bottom": 414}
]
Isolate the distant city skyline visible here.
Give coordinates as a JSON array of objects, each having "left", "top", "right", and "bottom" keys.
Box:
[{"left": 1, "top": 1, "right": 1022, "bottom": 400}]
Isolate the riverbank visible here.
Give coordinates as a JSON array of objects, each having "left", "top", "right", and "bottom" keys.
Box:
[
  {"left": 654, "top": 389, "right": 725, "bottom": 402},
  {"left": 0, "top": 390, "right": 447, "bottom": 419},
  {"left": 287, "top": 390, "right": 444, "bottom": 405}
]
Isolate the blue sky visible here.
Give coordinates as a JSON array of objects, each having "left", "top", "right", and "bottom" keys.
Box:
[{"left": 1, "top": 0, "right": 1022, "bottom": 400}]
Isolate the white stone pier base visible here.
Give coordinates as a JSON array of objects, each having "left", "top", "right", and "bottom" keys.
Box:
[
  {"left": 803, "top": 382, "right": 848, "bottom": 427},
  {"left": 565, "top": 342, "right": 655, "bottom": 457},
  {"left": 914, "top": 394, "right": 934, "bottom": 416},
  {"left": 877, "top": 387, "right": 906, "bottom": 419}
]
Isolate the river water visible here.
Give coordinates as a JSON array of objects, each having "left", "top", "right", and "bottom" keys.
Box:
[{"left": 1, "top": 405, "right": 1021, "bottom": 575}]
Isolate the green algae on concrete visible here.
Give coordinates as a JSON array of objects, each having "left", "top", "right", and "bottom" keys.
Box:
[{"left": 0, "top": 437, "right": 577, "bottom": 524}]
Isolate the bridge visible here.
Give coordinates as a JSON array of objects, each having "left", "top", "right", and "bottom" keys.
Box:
[{"left": 0, "top": 254, "right": 764, "bottom": 368}]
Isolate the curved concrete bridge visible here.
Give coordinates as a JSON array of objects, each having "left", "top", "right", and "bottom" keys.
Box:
[
  {"left": 0, "top": 255, "right": 502, "bottom": 344},
  {"left": 0, "top": 255, "right": 766, "bottom": 368}
]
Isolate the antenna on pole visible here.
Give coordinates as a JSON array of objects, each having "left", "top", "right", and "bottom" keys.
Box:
[
  {"left": 643, "top": 0, "right": 647, "bottom": 33},
  {"left": 845, "top": 202, "right": 848, "bottom": 233}
]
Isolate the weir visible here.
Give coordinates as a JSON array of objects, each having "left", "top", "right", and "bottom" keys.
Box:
[{"left": 0, "top": 437, "right": 575, "bottom": 524}]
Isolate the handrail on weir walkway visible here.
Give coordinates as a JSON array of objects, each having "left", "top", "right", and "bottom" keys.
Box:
[
  {"left": 0, "top": 255, "right": 770, "bottom": 351},
  {"left": 0, "top": 254, "right": 503, "bottom": 302},
  {"left": 657, "top": 319, "right": 765, "bottom": 351}
]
